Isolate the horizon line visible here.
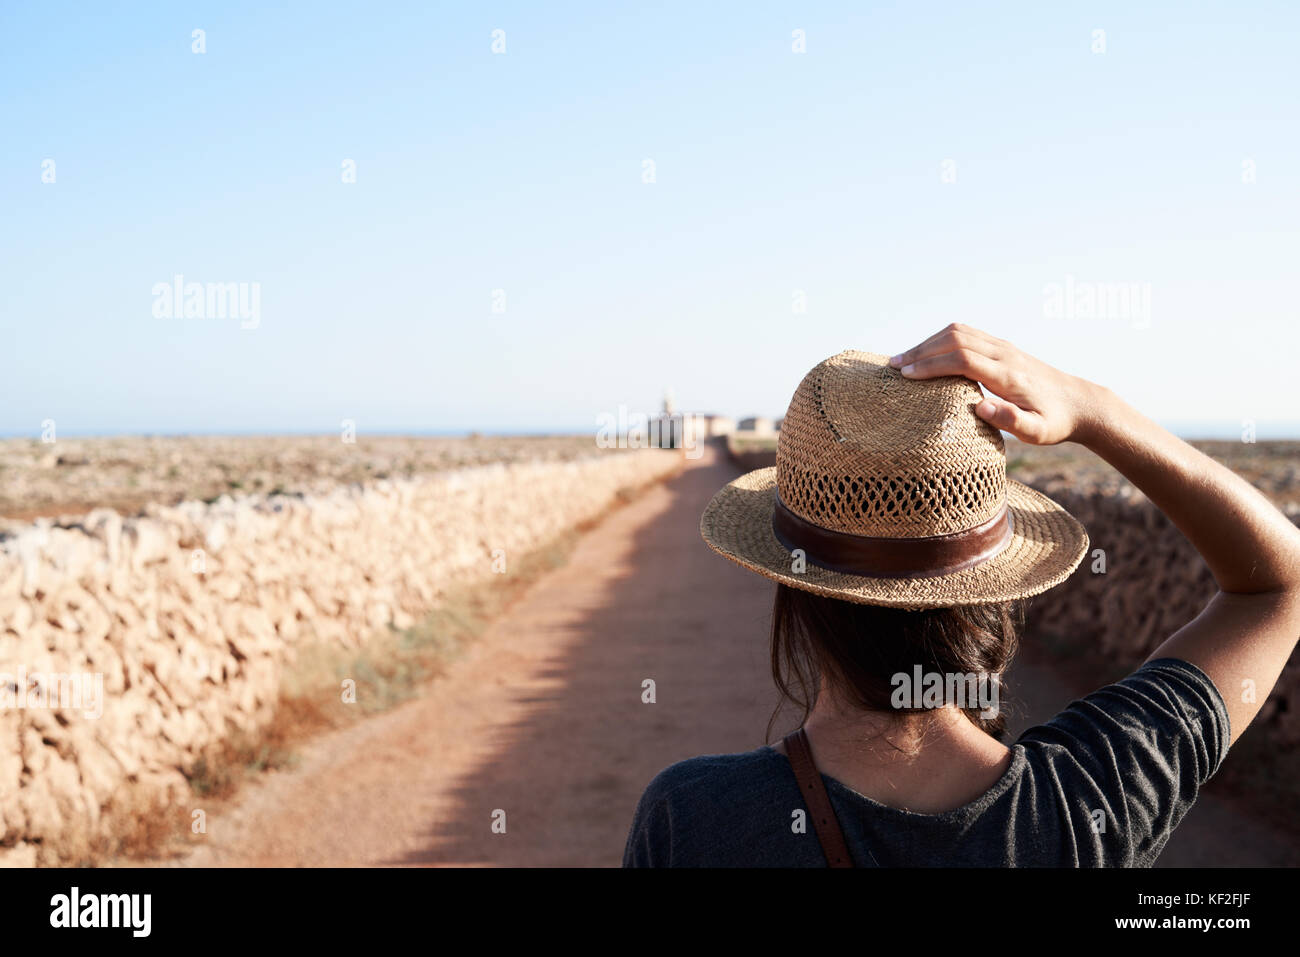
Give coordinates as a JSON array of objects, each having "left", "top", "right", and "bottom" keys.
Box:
[{"left": 2, "top": 423, "right": 1299, "bottom": 442}]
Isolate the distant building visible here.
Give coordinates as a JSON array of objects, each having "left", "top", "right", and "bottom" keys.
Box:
[
  {"left": 737, "top": 416, "right": 776, "bottom": 435},
  {"left": 693, "top": 414, "right": 735, "bottom": 438},
  {"left": 648, "top": 390, "right": 736, "bottom": 449}
]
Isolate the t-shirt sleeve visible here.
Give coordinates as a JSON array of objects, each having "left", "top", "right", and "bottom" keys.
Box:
[
  {"left": 622, "top": 790, "right": 668, "bottom": 867},
  {"left": 623, "top": 764, "right": 688, "bottom": 867},
  {"left": 1016, "top": 657, "right": 1232, "bottom": 866}
]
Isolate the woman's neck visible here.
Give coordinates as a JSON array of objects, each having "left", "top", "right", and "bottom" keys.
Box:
[{"left": 788, "top": 685, "right": 1014, "bottom": 814}]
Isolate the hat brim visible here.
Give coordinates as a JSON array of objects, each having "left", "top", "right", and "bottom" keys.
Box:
[{"left": 700, "top": 467, "right": 1088, "bottom": 609}]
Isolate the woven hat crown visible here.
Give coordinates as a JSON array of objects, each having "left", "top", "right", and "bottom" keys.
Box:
[{"left": 775, "top": 350, "right": 1008, "bottom": 539}]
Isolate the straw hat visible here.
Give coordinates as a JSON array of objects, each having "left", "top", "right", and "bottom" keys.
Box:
[{"left": 700, "top": 350, "right": 1088, "bottom": 609}]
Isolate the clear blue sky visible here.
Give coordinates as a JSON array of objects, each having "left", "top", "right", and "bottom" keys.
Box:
[{"left": 3, "top": 1, "right": 1297, "bottom": 437}]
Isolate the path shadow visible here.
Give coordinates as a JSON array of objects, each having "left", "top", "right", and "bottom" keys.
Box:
[{"left": 384, "top": 445, "right": 795, "bottom": 865}]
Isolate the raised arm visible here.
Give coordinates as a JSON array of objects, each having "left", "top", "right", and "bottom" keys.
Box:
[{"left": 891, "top": 323, "right": 1300, "bottom": 745}]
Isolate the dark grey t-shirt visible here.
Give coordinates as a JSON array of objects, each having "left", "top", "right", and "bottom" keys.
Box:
[{"left": 622, "top": 658, "right": 1231, "bottom": 867}]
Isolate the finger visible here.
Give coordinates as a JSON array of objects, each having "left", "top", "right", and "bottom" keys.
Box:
[
  {"left": 889, "top": 321, "right": 998, "bottom": 366},
  {"left": 889, "top": 324, "right": 1001, "bottom": 368},
  {"left": 891, "top": 330, "right": 955, "bottom": 368},
  {"left": 976, "top": 396, "right": 1046, "bottom": 443},
  {"left": 898, "top": 348, "right": 1009, "bottom": 391}
]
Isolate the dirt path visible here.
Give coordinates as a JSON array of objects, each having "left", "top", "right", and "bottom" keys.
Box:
[
  {"left": 180, "top": 443, "right": 780, "bottom": 866},
  {"left": 177, "top": 443, "right": 1296, "bottom": 867}
]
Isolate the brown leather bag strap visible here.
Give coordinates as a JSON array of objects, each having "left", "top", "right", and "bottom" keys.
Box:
[{"left": 783, "top": 728, "right": 853, "bottom": 868}]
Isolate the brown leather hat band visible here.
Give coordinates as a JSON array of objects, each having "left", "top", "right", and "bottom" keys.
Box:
[{"left": 772, "top": 494, "right": 1014, "bottom": 579}]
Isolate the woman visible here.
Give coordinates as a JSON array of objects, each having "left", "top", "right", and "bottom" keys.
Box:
[{"left": 623, "top": 324, "right": 1300, "bottom": 867}]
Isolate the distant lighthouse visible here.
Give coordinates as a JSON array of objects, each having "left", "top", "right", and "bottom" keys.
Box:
[{"left": 651, "top": 389, "right": 682, "bottom": 449}]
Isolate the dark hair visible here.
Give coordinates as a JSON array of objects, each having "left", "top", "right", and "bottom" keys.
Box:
[{"left": 768, "top": 584, "right": 1024, "bottom": 744}]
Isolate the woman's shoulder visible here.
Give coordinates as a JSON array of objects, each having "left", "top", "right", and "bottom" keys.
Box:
[
  {"left": 624, "top": 746, "right": 812, "bottom": 867},
  {"left": 1017, "top": 656, "right": 1231, "bottom": 770},
  {"left": 637, "top": 746, "right": 787, "bottom": 805},
  {"left": 1012, "top": 656, "right": 1232, "bottom": 866}
]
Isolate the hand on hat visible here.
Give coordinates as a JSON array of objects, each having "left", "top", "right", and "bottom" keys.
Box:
[{"left": 889, "top": 324, "right": 1101, "bottom": 447}]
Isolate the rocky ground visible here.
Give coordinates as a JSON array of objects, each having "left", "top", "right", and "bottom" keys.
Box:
[
  {"left": 1005, "top": 438, "right": 1300, "bottom": 507},
  {"left": 0, "top": 435, "right": 601, "bottom": 523}
]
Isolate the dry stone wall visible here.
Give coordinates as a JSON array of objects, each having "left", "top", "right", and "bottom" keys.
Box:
[
  {"left": 0, "top": 449, "right": 681, "bottom": 864},
  {"left": 1024, "top": 484, "right": 1300, "bottom": 747}
]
